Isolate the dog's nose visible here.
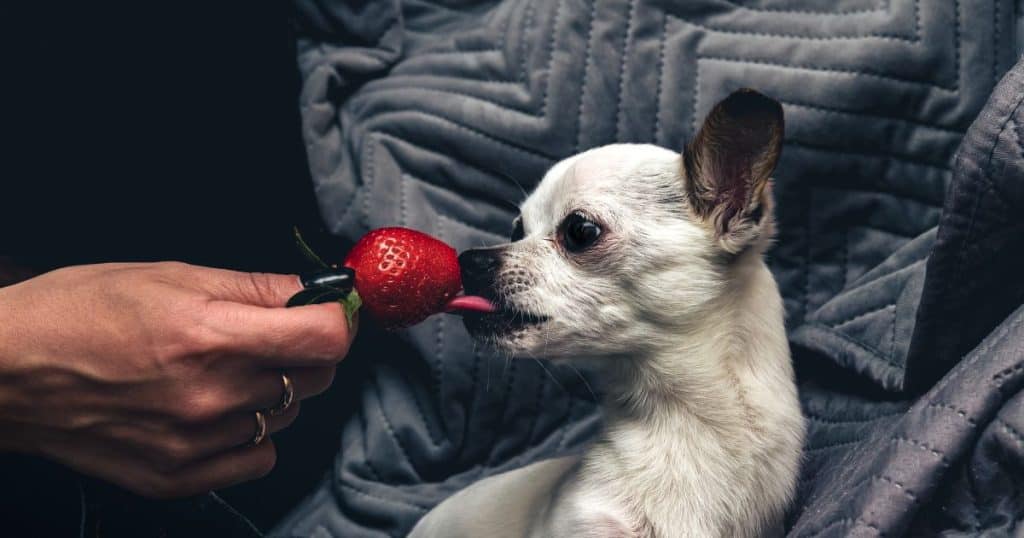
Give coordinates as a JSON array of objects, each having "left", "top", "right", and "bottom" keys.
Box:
[{"left": 459, "top": 247, "right": 503, "bottom": 295}]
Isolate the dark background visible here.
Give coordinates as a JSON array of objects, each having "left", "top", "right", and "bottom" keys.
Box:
[
  {"left": 1, "top": 2, "right": 324, "bottom": 270},
  {"left": 0, "top": 2, "right": 363, "bottom": 533}
]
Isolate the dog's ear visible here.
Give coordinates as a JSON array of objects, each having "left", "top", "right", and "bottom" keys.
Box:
[{"left": 683, "top": 88, "right": 783, "bottom": 253}]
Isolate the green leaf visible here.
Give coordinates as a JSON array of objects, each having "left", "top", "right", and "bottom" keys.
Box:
[
  {"left": 293, "top": 226, "right": 329, "bottom": 269},
  {"left": 340, "top": 289, "right": 362, "bottom": 328}
]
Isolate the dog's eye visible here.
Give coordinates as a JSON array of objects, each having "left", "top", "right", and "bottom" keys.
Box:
[
  {"left": 510, "top": 219, "right": 524, "bottom": 242},
  {"left": 561, "top": 213, "right": 601, "bottom": 252}
]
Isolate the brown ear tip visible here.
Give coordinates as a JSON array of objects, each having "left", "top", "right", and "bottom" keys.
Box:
[{"left": 720, "top": 88, "right": 783, "bottom": 122}]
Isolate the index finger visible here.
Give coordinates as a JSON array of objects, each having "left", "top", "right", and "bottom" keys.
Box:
[{"left": 203, "top": 300, "right": 355, "bottom": 366}]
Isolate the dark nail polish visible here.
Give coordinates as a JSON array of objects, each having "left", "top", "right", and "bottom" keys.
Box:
[
  {"left": 287, "top": 286, "right": 348, "bottom": 308},
  {"left": 300, "top": 267, "right": 355, "bottom": 291}
]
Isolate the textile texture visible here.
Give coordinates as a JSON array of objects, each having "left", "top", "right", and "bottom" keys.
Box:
[{"left": 279, "top": 1, "right": 1024, "bottom": 536}]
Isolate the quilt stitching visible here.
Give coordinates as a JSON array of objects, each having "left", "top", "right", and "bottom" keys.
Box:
[
  {"left": 430, "top": 200, "right": 507, "bottom": 238},
  {"left": 800, "top": 435, "right": 952, "bottom": 536},
  {"left": 518, "top": 0, "right": 536, "bottom": 82},
  {"left": 925, "top": 401, "right": 978, "bottom": 426},
  {"left": 359, "top": 0, "right": 559, "bottom": 118},
  {"left": 803, "top": 408, "right": 905, "bottom": 425},
  {"left": 806, "top": 323, "right": 903, "bottom": 369},
  {"left": 805, "top": 436, "right": 867, "bottom": 453},
  {"left": 338, "top": 482, "right": 430, "bottom": 513},
  {"left": 526, "top": 363, "right": 549, "bottom": 447},
  {"left": 786, "top": 140, "right": 952, "bottom": 170},
  {"left": 399, "top": 157, "right": 408, "bottom": 227},
  {"left": 942, "top": 96, "right": 1024, "bottom": 369},
  {"left": 875, "top": 474, "right": 919, "bottom": 503},
  {"left": 892, "top": 435, "right": 950, "bottom": 466},
  {"left": 722, "top": 0, "right": 886, "bottom": 16},
  {"left": 800, "top": 516, "right": 882, "bottom": 538},
  {"left": 842, "top": 228, "right": 850, "bottom": 288},
  {"left": 826, "top": 302, "right": 897, "bottom": 331},
  {"left": 930, "top": 308, "right": 1022, "bottom": 396},
  {"left": 888, "top": 298, "right": 897, "bottom": 360},
  {"left": 485, "top": 359, "right": 518, "bottom": 466},
  {"left": 360, "top": 406, "right": 385, "bottom": 481},
  {"left": 781, "top": 98, "right": 966, "bottom": 135},
  {"left": 399, "top": 366, "right": 443, "bottom": 448},
  {"left": 368, "top": 110, "right": 555, "bottom": 162},
  {"left": 993, "top": 363, "right": 1024, "bottom": 391},
  {"left": 678, "top": 0, "right": 918, "bottom": 43},
  {"left": 434, "top": 218, "right": 447, "bottom": 423},
  {"left": 360, "top": 135, "right": 379, "bottom": 230},
  {"left": 999, "top": 418, "right": 1024, "bottom": 447},
  {"left": 376, "top": 132, "right": 522, "bottom": 215},
  {"left": 819, "top": 253, "right": 928, "bottom": 303},
  {"left": 695, "top": 54, "right": 958, "bottom": 93},
  {"left": 539, "top": 0, "right": 562, "bottom": 118},
  {"left": 652, "top": 12, "right": 668, "bottom": 144},
  {"left": 978, "top": 96, "right": 1024, "bottom": 212},
  {"left": 372, "top": 376, "right": 424, "bottom": 481},
  {"left": 994, "top": 0, "right": 1001, "bottom": 85},
  {"left": 575, "top": 0, "right": 599, "bottom": 151},
  {"left": 615, "top": 0, "right": 639, "bottom": 142}
]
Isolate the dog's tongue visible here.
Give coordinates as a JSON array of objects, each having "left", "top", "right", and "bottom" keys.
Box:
[{"left": 444, "top": 295, "right": 497, "bottom": 314}]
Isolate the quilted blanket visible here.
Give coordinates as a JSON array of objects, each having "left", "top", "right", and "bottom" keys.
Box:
[{"left": 277, "top": 0, "right": 1024, "bottom": 536}]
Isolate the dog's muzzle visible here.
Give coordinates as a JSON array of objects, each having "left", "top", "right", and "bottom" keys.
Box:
[
  {"left": 459, "top": 246, "right": 504, "bottom": 300},
  {"left": 458, "top": 246, "right": 548, "bottom": 336}
]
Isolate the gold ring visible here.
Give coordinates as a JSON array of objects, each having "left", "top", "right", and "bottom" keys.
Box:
[
  {"left": 251, "top": 410, "right": 268, "bottom": 446},
  {"left": 269, "top": 372, "right": 295, "bottom": 416}
]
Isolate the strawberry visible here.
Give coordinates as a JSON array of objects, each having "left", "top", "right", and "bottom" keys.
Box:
[{"left": 343, "top": 227, "right": 463, "bottom": 329}]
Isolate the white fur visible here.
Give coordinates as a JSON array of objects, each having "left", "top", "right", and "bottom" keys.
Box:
[{"left": 428, "top": 143, "right": 805, "bottom": 538}]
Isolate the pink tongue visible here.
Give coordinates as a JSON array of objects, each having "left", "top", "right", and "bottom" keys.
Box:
[{"left": 444, "top": 295, "right": 498, "bottom": 314}]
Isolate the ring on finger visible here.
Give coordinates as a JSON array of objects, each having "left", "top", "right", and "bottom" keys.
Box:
[
  {"left": 268, "top": 371, "right": 295, "bottom": 416},
  {"left": 250, "top": 410, "right": 268, "bottom": 446}
]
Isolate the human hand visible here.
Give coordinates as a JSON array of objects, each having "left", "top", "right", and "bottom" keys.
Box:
[{"left": 0, "top": 262, "right": 355, "bottom": 498}]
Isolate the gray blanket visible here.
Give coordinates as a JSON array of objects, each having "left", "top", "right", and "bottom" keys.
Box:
[{"left": 277, "top": 1, "right": 1024, "bottom": 536}]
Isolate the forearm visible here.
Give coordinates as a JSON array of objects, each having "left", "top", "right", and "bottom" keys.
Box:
[{"left": 0, "top": 282, "right": 42, "bottom": 454}]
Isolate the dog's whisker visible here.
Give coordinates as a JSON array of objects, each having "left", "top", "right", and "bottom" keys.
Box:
[
  {"left": 493, "top": 168, "right": 530, "bottom": 200},
  {"left": 565, "top": 363, "right": 599, "bottom": 404},
  {"left": 531, "top": 357, "right": 567, "bottom": 396}
]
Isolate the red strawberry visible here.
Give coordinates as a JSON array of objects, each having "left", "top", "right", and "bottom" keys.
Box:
[{"left": 344, "top": 227, "right": 463, "bottom": 329}]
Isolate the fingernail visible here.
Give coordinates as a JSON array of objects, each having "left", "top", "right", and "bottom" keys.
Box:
[
  {"left": 300, "top": 267, "right": 355, "bottom": 291},
  {"left": 287, "top": 286, "right": 348, "bottom": 308}
]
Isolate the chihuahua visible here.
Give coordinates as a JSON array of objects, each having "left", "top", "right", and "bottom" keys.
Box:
[{"left": 410, "top": 89, "right": 805, "bottom": 538}]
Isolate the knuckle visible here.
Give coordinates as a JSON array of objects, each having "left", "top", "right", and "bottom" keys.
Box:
[
  {"left": 159, "top": 435, "right": 197, "bottom": 470},
  {"left": 179, "top": 388, "right": 228, "bottom": 424},
  {"left": 180, "top": 305, "right": 231, "bottom": 355},
  {"left": 246, "top": 272, "right": 289, "bottom": 306},
  {"left": 156, "top": 261, "right": 191, "bottom": 274},
  {"left": 181, "top": 323, "right": 227, "bottom": 357}
]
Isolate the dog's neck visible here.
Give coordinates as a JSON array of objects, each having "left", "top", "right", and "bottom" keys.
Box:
[{"left": 580, "top": 253, "right": 803, "bottom": 537}]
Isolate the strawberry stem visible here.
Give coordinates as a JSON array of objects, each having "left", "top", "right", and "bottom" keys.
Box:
[{"left": 293, "top": 226, "right": 329, "bottom": 269}]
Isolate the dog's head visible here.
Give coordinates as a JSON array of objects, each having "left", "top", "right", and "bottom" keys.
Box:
[{"left": 461, "top": 89, "right": 783, "bottom": 359}]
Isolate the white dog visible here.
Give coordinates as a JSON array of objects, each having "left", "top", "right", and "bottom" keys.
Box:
[{"left": 410, "top": 89, "right": 805, "bottom": 538}]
